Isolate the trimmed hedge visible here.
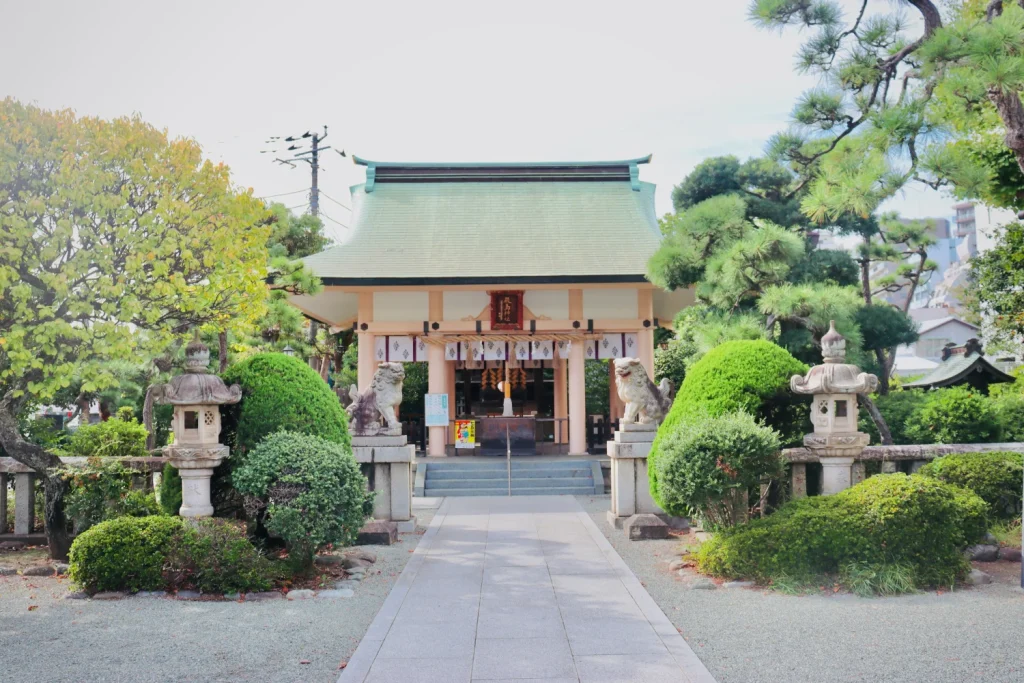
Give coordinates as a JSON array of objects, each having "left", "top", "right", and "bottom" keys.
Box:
[
  {"left": 905, "top": 387, "right": 1000, "bottom": 445},
  {"left": 650, "top": 340, "right": 806, "bottom": 511},
  {"left": 68, "top": 515, "right": 277, "bottom": 594},
  {"left": 221, "top": 353, "right": 350, "bottom": 456},
  {"left": 919, "top": 451, "right": 1024, "bottom": 520},
  {"left": 695, "top": 474, "right": 988, "bottom": 587},
  {"left": 232, "top": 431, "right": 370, "bottom": 572},
  {"left": 652, "top": 411, "right": 782, "bottom": 527},
  {"left": 69, "top": 516, "right": 184, "bottom": 593}
]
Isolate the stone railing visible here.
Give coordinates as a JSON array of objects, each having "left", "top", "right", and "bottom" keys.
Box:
[
  {"left": 0, "top": 455, "right": 169, "bottom": 537},
  {"left": 781, "top": 443, "right": 1024, "bottom": 498}
]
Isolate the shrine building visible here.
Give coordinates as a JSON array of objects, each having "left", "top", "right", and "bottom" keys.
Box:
[{"left": 290, "top": 155, "right": 692, "bottom": 456}]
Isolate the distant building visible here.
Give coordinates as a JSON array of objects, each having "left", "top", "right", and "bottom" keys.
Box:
[
  {"left": 904, "top": 339, "right": 1015, "bottom": 393},
  {"left": 891, "top": 312, "right": 980, "bottom": 378}
]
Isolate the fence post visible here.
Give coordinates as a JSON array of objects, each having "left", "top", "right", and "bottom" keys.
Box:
[
  {"left": 14, "top": 472, "right": 35, "bottom": 535},
  {"left": 790, "top": 463, "right": 807, "bottom": 499},
  {"left": 0, "top": 472, "right": 8, "bottom": 533}
]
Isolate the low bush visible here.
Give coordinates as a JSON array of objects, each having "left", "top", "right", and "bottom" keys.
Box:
[
  {"left": 60, "top": 459, "right": 161, "bottom": 533},
  {"left": 857, "top": 390, "right": 928, "bottom": 445},
  {"left": 990, "top": 392, "right": 1024, "bottom": 442},
  {"left": 918, "top": 451, "right": 1023, "bottom": 520},
  {"left": 164, "top": 519, "right": 277, "bottom": 594},
  {"left": 232, "top": 431, "right": 371, "bottom": 572},
  {"left": 695, "top": 473, "right": 988, "bottom": 589},
  {"left": 904, "top": 387, "right": 1000, "bottom": 445},
  {"left": 651, "top": 411, "right": 781, "bottom": 528},
  {"left": 69, "top": 516, "right": 184, "bottom": 593},
  {"left": 159, "top": 463, "right": 182, "bottom": 516},
  {"left": 63, "top": 407, "right": 149, "bottom": 459},
  {"left": 68, "top": 515, "right": 278, "bottom": 594}
]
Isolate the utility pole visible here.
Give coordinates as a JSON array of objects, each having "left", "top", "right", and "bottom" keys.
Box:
[{"left": 262, "top": 125, "right": 345, "bottom": 217}]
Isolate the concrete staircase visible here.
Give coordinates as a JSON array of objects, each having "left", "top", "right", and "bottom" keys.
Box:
[{"left": 420, "top": 460, "right": 602, "bottom": 497}]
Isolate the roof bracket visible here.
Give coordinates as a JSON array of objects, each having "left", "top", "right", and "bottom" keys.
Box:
[
  {"left": 629, "top": 163, "right": 640, "bottom": 192},
  {"left": 365, "top": 164, "right": 376, "bottom": 193}
]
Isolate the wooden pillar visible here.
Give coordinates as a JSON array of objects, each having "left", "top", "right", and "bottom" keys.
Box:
[
  {"left": 553, "top": 357, "right": 567, "bottom": 444},
  {"left": 568, "top": 289, "right": 586, "bottom": 454},
  {"left": 357, "top": 292, "right": 376, "bottom": 391},
  {"left": 427, "top": 292, "right": 447, "bottom": 457},
  {"left": 608, "top": 361, "right": 624, "bottom": 423},
  {"left": 637, "top": 289, "right": 655, "bottom": 380}
]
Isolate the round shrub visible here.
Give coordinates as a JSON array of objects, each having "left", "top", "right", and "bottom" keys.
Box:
[
  {"left": 164, "top": 518, "right": 277, "bottom": 594},
  {"left": 221, "top": 353, "right": 351, "bottom": 456},
  {"left": 69, "top": 515, "right": 184, "bottom": 593},
  {"left": 64, "top": 407, "right": 148, "bottom": 459},
  {"left": 904, "top": 387, "right": 1000, "bottom": 445},
  {"left": 231, "top": 431, "right": 370, "bottom": 572},
  {"left": 652, "top": 411, "right": 781, "bottom": 527},
  {"left": 694, "top": 473, "right": 988, "bottom": 588},
  {"left": 919, "top": 451, "right": 1024, "bottom": 520}
]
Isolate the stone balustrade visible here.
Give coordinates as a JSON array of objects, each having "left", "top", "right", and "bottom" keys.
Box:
[
  {"left": 0, "top": 456, "right": 169, "bottom": 537},
  {"left": 781, "top": 443, "right": 1024, "bottom": 498}
]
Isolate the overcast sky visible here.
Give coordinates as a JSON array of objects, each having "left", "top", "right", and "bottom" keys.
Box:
[{"left": 3, "top": 0, "right": 954, "bottom": 242}]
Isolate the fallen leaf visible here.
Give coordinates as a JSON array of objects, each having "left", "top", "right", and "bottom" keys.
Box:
[
  {"left": 299, "top": 660, "right": 310, "bottom": 665},
  {"left": 338, "top": 661, "right": 348, "bottom": 670},
  {"left": 27, "top": 605, "right": 38, "bottom": 611}
]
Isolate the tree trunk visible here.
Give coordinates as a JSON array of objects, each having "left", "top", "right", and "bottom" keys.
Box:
[
  {"left": 873, "top": 348, "right": 891, "bottom": 395},
  {"left": 859, "top": 394, "right": 894, "bottom": 446},
  {"left": 0, "top": 399, "right": 71, "bottom": 560},
  {"left": 218, "top": 331, "right": 229, "bottom": 374}
]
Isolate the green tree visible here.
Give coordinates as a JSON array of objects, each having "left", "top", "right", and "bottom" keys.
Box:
[
  {"left": 266, "top": 202, "right": 331, "bottom": 259},
  {"left": 0, "top": 100, "right": 270, "bottom": 559},
  {"left": 970, "top": 221, "right": 1024, "bottom": 344}
]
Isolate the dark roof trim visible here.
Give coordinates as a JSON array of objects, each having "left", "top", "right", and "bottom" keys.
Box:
[
  {"left": 353, "top": 155, "right": 652, "bottom": 169},
  {"left": 320, "top": 274, "right": 651, "bottom": 287}
]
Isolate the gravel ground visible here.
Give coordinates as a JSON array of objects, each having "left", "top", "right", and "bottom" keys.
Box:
[
  {"left": 0, "top": 503, "right": 436, "bottom": 683},
  {"left": 578, "top": 494, "right": 1024, "bottom": 683}
]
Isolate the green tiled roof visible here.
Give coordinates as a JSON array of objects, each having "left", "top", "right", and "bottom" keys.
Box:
[
  {"left": 903, "top": 349, "right": 1014, "bottom": 390},
  {"left": 302, "top": 163, "right": 661, "bottom": 284}
]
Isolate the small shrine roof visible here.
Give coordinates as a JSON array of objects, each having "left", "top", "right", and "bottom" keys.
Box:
[
  {"left": 903, "top": 340, "right": 1015, "bottom": 390},
  {"left": 301, "top": 156, "right": 661, "bottom": 286}
]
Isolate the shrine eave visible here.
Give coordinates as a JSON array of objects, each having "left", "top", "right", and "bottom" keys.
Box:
[
  {"left": 318, "top": 274, "right": 650, "bottom": 287},
  {"left": 352, "top": 155, "right": 652, "bottom": 169}
]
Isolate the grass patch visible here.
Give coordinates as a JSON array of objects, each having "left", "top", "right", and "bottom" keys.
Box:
[
  {"left": 840, "top": 562, "right": 916, "bottom": 597},
  {"left": 989, "top": 518, "right": 1022, "bottom": 548}
]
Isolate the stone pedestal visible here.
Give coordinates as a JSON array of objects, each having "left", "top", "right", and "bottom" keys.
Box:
[
  {"left": 164, "top": 444, "right": 228, "bottom": 518},
  {"left": 352, "top": 435, "right": 416, "bottom": 532},
  {"left": 14, "top": 472, "right": 34, "bottom": 535},
  {"left": 606, "top": 421, "right": 686, "bottom": 532},
  {"left": 820, "top": 457, "right": 855, "bottom": 496}
]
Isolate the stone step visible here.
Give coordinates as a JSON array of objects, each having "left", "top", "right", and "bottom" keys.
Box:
[
  {"left": 426, "top": 486, "right": 598, "bottom": 497},
  {"left": 425, "top": 467, "right": 592, "bottom": 480},
  {"left": 423, "top": 460, "right": 593, "bottom": 471},
  {"left": 425, "top": 477, "right": 592, "bottom": 490}
]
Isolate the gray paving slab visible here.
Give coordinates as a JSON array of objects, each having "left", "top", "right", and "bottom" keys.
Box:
[{"left": 338, "top": 495, "right": 717, "bottom": 683}]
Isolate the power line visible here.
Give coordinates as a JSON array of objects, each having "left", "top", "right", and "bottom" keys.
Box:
[
  {"left": 258, "top": 188, "right": 308, "bottom": 200},
  {"left": 285, "top": 202, "right": 309, "bottom": 211},
  {"left": 319, "top": 191, "right": 352, "bottom": 211},
  {"left": 320, "top": 212, "right": 349, "bottom": 230},
  {"left": 261, "top": 126, "right": 346, "bottom": 218}
]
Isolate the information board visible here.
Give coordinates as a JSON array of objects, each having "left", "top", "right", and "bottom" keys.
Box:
[{"left": 424, "top": 393, "right": 449, "bottom": 427}]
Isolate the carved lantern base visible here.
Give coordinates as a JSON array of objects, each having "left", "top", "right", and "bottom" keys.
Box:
[{"left": 163, "top": 444, "right": 229, "bottom": 518}]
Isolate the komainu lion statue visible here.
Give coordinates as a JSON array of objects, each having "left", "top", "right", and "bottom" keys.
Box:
[
  {"left": 614, "top": 357, "right": 673, "bottom": 425},
  {"left": 346, "top": 362, "right": 405, "bottom": 436}
]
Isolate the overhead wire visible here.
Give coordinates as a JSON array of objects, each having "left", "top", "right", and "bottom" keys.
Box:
[
  {"left": 320, "top": 212, "right": 350, "bottom": 230},
  {"left": 258, "top": 188, "right": 308, "bottom": 200},
  {"left": 319, "top": 191, "right": 352, "bottom": 211}
]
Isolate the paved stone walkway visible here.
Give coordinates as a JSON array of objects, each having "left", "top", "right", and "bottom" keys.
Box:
[{"left": 340, "top": 495, "right": 716, "bottom": 683}]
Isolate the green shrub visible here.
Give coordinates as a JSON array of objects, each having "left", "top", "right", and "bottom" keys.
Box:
[
  {"left": 857, "top": 390, "right": 928, "bottom": 445},
  {"left": 904, "top": 387, "right": 1000, "bottom": 444},
  {"left": 918, "top": 451, "right": 1023, "bottom": 520},
  {"left": 221, "top": 353, "right": 350, "bottom": 456},
  {"left": 991, "top": 392, "right": 1024, "bottom": 442},
  {"left": 232, "top": 431, "right": 370, "bottom": 572},
  {"left": 650, "top": 341, "right": 806, "bottom": 507},
  {"left": 695, "top": 473, "right": 988, "bottom": 588},
  {"left": 69, "top": 516, "right": 184, "bottom": 593},
  {"left": 64, "top": 407, "right": 149, "bottom": 459},
  {"left": 164, "top": 518, "right": 277, "bottom": 594},
  {"left": 159, "top": 463, "right": 182, "bottom": 516},
  {"left": 60, "top": 460, "right": 161, "bottom": 533},
  {"left": 651, "top": 411, "right": 782, "bottom": 527}
]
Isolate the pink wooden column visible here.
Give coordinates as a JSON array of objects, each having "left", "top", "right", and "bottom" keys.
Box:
[
  {"left": 357, "top": 292, "right": 376, "bottom": 391},
  {"left": 447, "top": 360, "right": 457, "bottom": 444},
  {"left": 553, "top": 357, "right": 568, "bottom": 444},
  {"left": 427, "top": 292, "right": 448, "bottom": 457},
  {"left": 568, "top": 289, "right": 587, "bottom": 454},
  {"left": 637, "top": 289, "right": 655, "bottom": 380},
  {"left": 608, "top": 361, "right": 624, "bottom": 422}
]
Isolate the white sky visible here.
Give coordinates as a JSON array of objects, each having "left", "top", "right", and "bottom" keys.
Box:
[{"left": 2, "top": 0, "right": 955, "bottom": 243}]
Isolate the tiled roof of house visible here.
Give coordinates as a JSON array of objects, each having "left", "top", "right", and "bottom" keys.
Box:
[
  {"left": 301, "top": 158, "right": 661, "bottom": 285},
  {"left": 904, "top": 341, "right": 1014, "bottom": 390}
]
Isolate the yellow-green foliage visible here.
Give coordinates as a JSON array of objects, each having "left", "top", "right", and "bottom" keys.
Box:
[
  {"left": 649, "top": 340, "right": 807, "bottom": 511},
  {"left": 695, "top": 474, "right": 988, "bottom": 588},
  {"left": 919, "top": 451, "right": 1023, "bottom": 520}
]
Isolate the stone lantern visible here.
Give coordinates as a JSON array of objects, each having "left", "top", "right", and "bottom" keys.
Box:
[
  {"left": 154, "top": 336, "right": 242, "bottom": 517},
  {"left": 790, "top": 321, "right": 878, "bottom": 495}
]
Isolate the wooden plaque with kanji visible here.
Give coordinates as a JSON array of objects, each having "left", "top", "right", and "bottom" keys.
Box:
[{"left": 490, "top": 290, "right": 524, "bottom": 330}]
